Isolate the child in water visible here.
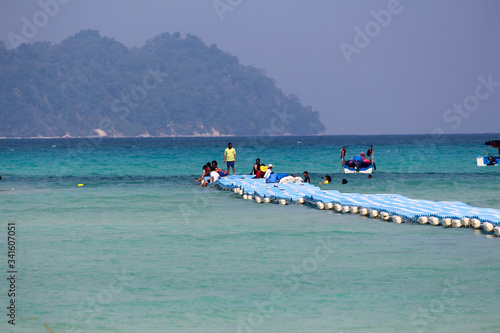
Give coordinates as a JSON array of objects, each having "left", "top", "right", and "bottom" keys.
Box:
[{"left": 320, "top": 175, "right": 332, "bottom": 184}]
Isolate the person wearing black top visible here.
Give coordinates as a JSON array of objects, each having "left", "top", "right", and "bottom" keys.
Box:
[
  {"left": 251, "top": 158, "right": 261, "bottom": 175},
  {"left": 303, "top": 171, "right": 310, "bottom": 183}
]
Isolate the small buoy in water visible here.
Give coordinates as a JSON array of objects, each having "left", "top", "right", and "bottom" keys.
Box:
[
  {"left": 429, "top": 217, "right": 440, "bottom": 226},
  {"left": 317, "top": 202, "right": 325, "bottom": 210},
  {"left": 380, "top": 212, "right": 390, "bottom": 221},
  {"left": 471, "top": 219, "right": 481, "bottom": 229},
  {"left": 279, "top": 199, "right": 287, "bottom": 205},
  {"left": 263, "top": 197, "right": 271, "bottom": 203},
  {"left": 483, "top": 222, "right": 494, "bottom": 233},
  {"left": 325, "top": 202, "right": 333, "bottom": 210},
  {"left": 342, "top": 206, "right": 350, "bottom": 214},
  {"left": 369, "top": 210, "right": 379, "bottom": 218},
  {"left": 359, "top": 208, "right": 368, "bottom": 216},
  {"left": 442, "top": 218, "right": 452, "bottom": 228},
  {"left": 494, "top": 227, "right": 500, "bottom": 237},
  {"left": 418, "top": 216, "right": 428, "bottom": 225},
  {"left": 297, "top": 198, "right": 304, "bottom": 204},
  {"left": 334, "top": 203, "right": 342, "bottom": 212},
  {"left": 351, "top": 206, "right": 359, "bottom": 214},
  {"left": 78, "top": 184, "right": 84, "bottom": 187},
  {"left": 460, "top": 217, "right": 470, "bottom": 227},
  {"left": 391, "top": 216, "right": 402, "bottom": 224},
  {"left": 255, "top": 196, "right": 262, "bottom": 204},
  {"left": 452, "top": 219, "right": 462, "bottom": 228}
]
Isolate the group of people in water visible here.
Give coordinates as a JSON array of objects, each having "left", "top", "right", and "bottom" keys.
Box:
[
  {"left": 195, "top": 160, "right": 226, "bottom": 187},
  {"left": 195, "top": 142, "right": 369, "bottom": 187}
]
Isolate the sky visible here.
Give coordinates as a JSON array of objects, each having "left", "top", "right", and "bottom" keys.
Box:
[{"left": 1, "top": 0, "right": 499, "bottom": 135}]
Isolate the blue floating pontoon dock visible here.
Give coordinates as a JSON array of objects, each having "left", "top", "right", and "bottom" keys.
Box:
[{"left": 214, "top": 175, "right": 500, "bottom": 236}]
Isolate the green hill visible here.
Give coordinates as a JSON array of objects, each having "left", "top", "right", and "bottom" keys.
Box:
[{"left": 0, "top": 30, "right": 325, "bottom": 138}]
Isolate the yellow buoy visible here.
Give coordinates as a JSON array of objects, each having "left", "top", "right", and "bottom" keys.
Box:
[{"left": 77, "top": 184, "right": 84, "bottom": 187}]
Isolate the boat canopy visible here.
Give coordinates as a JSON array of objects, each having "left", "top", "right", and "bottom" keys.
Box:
[
  {"left": 485, "top": 140, "right": 500, "bottom": 147},
  {"left": 485, "top": 140, "right": 500, "bottom": 154},
  {"left": 341, "top": 145, "right": 373, "bottom": 158}
]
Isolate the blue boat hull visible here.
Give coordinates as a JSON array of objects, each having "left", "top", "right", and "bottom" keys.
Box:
[
  {"left": 477, "top": 156, "right": 500, "bottom": 166},
  {"left": 343, "top": 163, "right": 373, "bottom": 174}
]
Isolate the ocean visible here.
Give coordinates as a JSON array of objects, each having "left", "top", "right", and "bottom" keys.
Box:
[{"left": 1, "top": 134, "right": 500, "bottom": 333}]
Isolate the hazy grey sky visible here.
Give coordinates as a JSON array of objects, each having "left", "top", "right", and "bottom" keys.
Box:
[{"left": 1, "top": 0, "right": 499, "bottom": 135}]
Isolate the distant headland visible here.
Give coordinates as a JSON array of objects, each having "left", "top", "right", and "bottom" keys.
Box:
[{"left": 0, "top": 30, "right": 325, "bottom": 138}]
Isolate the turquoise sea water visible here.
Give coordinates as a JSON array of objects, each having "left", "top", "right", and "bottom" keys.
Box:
[{"left": 1, "top": 134, "right": 500, "bottom": 333}]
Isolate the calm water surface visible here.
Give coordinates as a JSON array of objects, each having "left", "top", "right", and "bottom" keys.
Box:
[{"left": 1, "top": 134, "right": 499, "bottom": 333}]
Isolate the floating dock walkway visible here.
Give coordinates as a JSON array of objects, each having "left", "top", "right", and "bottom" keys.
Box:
[{"left": 214, "top": 175, "right": 500, "bottom": 237}]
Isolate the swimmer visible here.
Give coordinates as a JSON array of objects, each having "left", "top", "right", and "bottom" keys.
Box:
[{"left": 320, "top": 175, "right": 332, "bottom": 184}]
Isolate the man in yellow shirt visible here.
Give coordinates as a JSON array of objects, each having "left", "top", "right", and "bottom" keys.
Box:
[{"left": 224, "top": 142, "right": 237, "bottom": 175}]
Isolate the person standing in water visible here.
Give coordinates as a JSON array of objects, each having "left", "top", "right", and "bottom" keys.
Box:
[
  {"left": 224, "top": 142, "right": 237, "bottom": 175},
  {"left": 303, "top": 171, "right": 310, "bottom": 183}
]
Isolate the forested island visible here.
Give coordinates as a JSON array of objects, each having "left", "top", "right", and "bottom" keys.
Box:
[{"left": 0, "top": 30, "right": 325, "bottom": 138}]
